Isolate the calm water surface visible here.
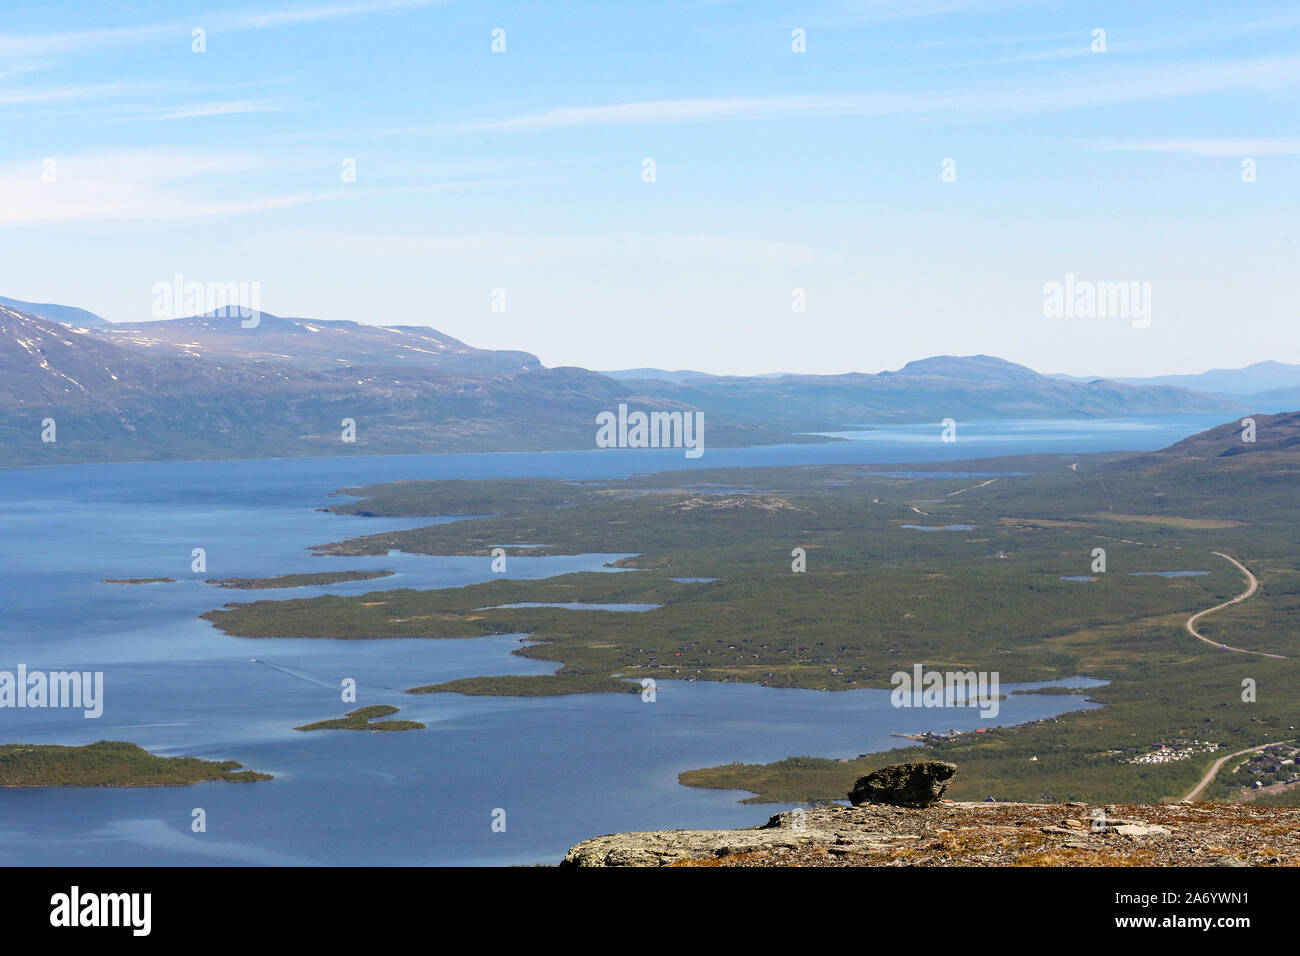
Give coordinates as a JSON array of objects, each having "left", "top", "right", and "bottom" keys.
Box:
[{"left": 0, "top": 417, "right": 1218, "bottom": 865}]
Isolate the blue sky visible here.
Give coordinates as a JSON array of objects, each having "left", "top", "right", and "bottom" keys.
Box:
[{"left": 1, "top": 0, "right": 1297, "bottom": 376}]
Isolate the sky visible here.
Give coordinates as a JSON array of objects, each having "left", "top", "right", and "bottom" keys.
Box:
[{"left": 0, "top": 0, "right": 1297, "bottom": 377}]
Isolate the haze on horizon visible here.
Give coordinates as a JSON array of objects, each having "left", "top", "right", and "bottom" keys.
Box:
[{"left": 1, "top": 0, "right": 1296, "bottom": 379}]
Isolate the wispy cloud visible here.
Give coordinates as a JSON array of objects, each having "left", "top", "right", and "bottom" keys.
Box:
[
  {"left": 0, "top": 145, "right": 548, "bottom": 226},
  {"left": 0, "top": 82, "right": 157, "bottom": 106},
  {"left": 274, "top": 230, "right": 815, "bottom": 266},
  {"left": 1103, "top": 12, "right": 1300, "bottom": 56},
  {"left": 446, "top": 55, "right": 1300, "bottom": 133},
  {"left": 0, "top": 149, "right": 339, "bottom": 226},
  {"left": 816, "top": 0, "right": 1049, "bottom": 24},
  {"left": 0, "top": 24, "right": 174, "bottom": 59},
  {"left": 442, "top": 95, "right": 878, "bottom": 133},
  {"left": 0, "top": 59, "right": 53, "bottom": 79},
  {"left": 0, "top": 77, "right": 290, "bottom": 116},
  {"left": 1094, "top": 138, "right": 1300, "bottom": 157},
  {"left": 276, "top": 231, "right": 600, "bottom": 265},
  {"left": 131, "top": 99, "right": 284, "bottom": 121},
  {"left": 228, "top": 0, "right": 439, "bottom": 29},
  {"left": 632, "top": 233, "right": 815, "bottom": 266},
  {"left": 0, "top": 0, "right": 440, "bottom": 58}
]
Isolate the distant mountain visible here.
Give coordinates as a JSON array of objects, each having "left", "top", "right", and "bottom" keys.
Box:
[
  {"left": 0, "top": 297, "right": 1258, "bottom": 467},
  {"left": 634, "top": 355, "right": 1248, "bottom": 431},
  {"left": 1231, "top": 386, "right": 1300, "bottom": 413},
  {"left": 0, "top": 295, "right": 109, "bottom": 327},
  {"left": 600, "top": 368, "right": 719, "bottom": 383},
  {"left": 881, "top": 354, "right": 1043, "bottom": 385},
  {"left": 1051, "top": 360, "right": 1300, "bottom": 397},
  {"left": 90, "top": 311, "right": 540, "bottom": 374},
  {"left": 0, "top": 304, "right": 794, "bottom": 466}
]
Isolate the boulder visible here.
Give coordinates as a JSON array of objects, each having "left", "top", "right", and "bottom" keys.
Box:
[
  {"left": 848, "top": 761, "right": 957, "bottom": 808},
  {"left": 1115, "top": 824, "right": 1172, "bottom": 839}
]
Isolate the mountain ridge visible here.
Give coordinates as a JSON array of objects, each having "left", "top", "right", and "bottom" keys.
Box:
[
  {"left": 0, "top": 295, "right": 110, "bottom": 328},
  {"left": 0, "top": 296, "right": 1259, "bottom": 467}
]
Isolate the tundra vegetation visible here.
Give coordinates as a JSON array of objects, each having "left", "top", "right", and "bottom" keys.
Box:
[
  {"left": 201, "top": 413, "right": 1300, "bottom": 805},
  {"left": 0, "top": 741, "right": 271, "bottom": 786},
  {"left": 208, "top": 569, "right": 394, "bottom": 589},
  {"left": 293, "top": 704, "right": 425, "bottom": 732}
]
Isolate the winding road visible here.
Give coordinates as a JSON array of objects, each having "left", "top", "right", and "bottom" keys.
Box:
[
  {"left": 1184, "top": 552, "right": 1287, "bottom": 660},
  {"left": 1172, "top": 554, "right": 1290, "bottom": 801}
]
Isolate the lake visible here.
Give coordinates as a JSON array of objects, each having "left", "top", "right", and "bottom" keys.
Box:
[{"left": 0, "top": 416, "right": 1221, "bottom": 865}]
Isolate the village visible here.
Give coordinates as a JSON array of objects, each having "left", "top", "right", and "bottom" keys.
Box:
[
  {"left": 1231, "top": 743, "right": 1300, "bottom": 794},
  {"left": 1127, "top": 739, "right": 1220, "bottom": 765}
]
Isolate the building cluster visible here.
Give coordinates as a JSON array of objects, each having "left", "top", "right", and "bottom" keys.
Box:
[
  {"left": 1237, "top": 743, "right": 1300, "bottom": 789},
  {"left": 1128, "top": 739, "right": 1220, "bottom": 765}
]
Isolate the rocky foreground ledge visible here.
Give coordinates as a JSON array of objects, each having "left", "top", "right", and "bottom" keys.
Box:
[{"left": 562, "top": 803, "right": 1300, "bottom": 868}]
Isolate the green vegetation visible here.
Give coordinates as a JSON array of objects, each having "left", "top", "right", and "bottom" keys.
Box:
[
  {"left": 102, "top": 578, "right": 175, "bottom": 585},
  {"left": 1244, "top": 788, "right": 1300, "bottom": 807},
  {"left": 208, "top": 569, "right": 394, "bottom": 589},
  {"left": 0, "top": 741, "right": 270, "bottom": 786},
  {"left": 200, "top": 413, "right": 1300, "bottom": 804},
  {"left": 679, "top": 653, "right": 1293, "bottom": 805},
  {"left": 410, "top": 674, "right": 641, "bottom": 697},
  {"left": 1010, "top": 686, "right": 1097, "bottom": 695},
  {"left": 294, "top": 704, "right": 425, "bottom": 732},
  {"left": 327, "top": 478, "right": 594, "bottom": 517}
]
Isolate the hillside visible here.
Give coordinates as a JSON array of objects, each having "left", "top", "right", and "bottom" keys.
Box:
[
  {"left": 0, "top": 295, "right": 110, "bottom": 327},
  {"left": 1130, "top": 409, "right": 1300, "bottom": 461},
  {"left": 0, "top": 304, "right": 724, "bottom": 464},
  {"left": 0, "top": 298, "right": 1251, "bottom": 466},
  {"left": 87, "top": 311, "right": 540, "bottom": 374},
  {"left": 1090, "top": 410, "right": 1300, "bottom": 520}
]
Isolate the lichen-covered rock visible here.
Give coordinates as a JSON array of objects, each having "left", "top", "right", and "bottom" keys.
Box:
[
  {"left": 560, "top": 807, "right": 915, "bottom": 867},
  {"left": 560, "top": 825, "right": 823, "bottom": 867},
  {"left": 848, "top": 760, "right": 957, "bottom": 808},
  {"left": 561, "top": 802, "right": 1298, "bottom": 867}
]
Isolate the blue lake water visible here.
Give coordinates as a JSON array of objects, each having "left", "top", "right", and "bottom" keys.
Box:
[{"left": 0, "top": 416, "right": 1223, "bottom": 865}]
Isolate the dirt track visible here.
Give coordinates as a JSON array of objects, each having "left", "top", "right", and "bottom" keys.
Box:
[{"left": 1184, "top": 552, "right": 1287, "bottom": 659}]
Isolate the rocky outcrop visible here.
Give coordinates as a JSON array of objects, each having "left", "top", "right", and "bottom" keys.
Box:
[
  {"left": 561, "top": 806, "right": 914, "bottom": 867},
  {"left": 848, "top": 760, "right": 957, "bottom": 808},
  {"left": 561, "top": 801, "right": 1300, "bottom": 867}
]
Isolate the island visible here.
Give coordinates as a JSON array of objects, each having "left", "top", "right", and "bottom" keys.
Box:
[
  {"left": 409, "top": 674, "right": 640, "bottom": 697},
  {"left": 208, "top": 569, "right": 394, "bottom": 589},
  {"left": 0, "top": 741, "right": 271, "bottom": 786},
  {"left": 294, "top": 704, "right": 425, "bottom": 732}
]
